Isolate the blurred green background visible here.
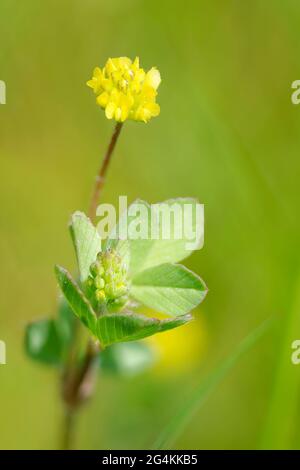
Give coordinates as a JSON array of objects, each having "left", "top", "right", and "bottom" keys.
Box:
[{"left": 1, "top": 0, "right": 300, "bottom": 449}]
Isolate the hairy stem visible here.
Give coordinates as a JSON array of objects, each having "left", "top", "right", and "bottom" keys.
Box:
[{"left": 88, "top": 122, "right": 123, "bottom": 222}]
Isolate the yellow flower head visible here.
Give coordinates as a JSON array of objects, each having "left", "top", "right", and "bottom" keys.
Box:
[{"left": 87, "top": 57, "right": 161, "bottom": 123}]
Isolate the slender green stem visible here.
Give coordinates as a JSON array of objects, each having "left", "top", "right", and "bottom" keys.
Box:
[
  {"left": 88, "top": 122, "right": 123, "bottom": 222},
  {"left": 61, "top": 408, "right": 75, "bottom": 450},
  {"left": 61, "top": 341, "right": 99, "bottom": 449},
  {"left": 60, "top": 122, "right": 123, "bottom": 449}
]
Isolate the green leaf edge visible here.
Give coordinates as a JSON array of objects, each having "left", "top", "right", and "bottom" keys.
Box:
[
  {"left": 54, "top": 264, "right": 97, "bottom": 335},
  {"left": 131, "top": 262, "right": 208, "bottom": 317},
  {"left": 69, "top": 211, "right": 102, "bottom": 284},
  {"left": 97, "top": 312, "right": 193, "bottom": 348}
]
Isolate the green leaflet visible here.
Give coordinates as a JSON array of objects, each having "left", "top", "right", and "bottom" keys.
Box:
[
  {"left": 96, "top": 312, "right": 192, "bottom": 347},
  {"left": 55, "top": 265, "right": 97, "bottom": 335},
  {"left": 69, "top": 211, "right": 101, "bottom": 283},
  {"left": 99, "top": 342, "right": 155, "bottom": 377},
  {"left": 105, "top": 198, "right": 204, "bottom": 275},
  {"left": 55, "top": 265, "right": 192, "bottom": 348},
  {"left": 53, "top": 201, "right": 207, "bottom": 348},
  {"left": 131, "top": 263, "right": 207, "bottom": 316},
  {"left": 55, "top": 297, "right": 76, "bottom": 347},
  {"left": 24, "top": 318, "right": 63, "bottom": 365},
  {"left": 24, "top": 299, "right": 75, "bottom": 366}
]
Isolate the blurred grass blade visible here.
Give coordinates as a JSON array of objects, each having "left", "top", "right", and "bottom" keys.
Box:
[
  {"left": 260, "top": 275, "right": 300, "bottom": 449},
  {"left": 153, "top": 318, "right": 273, "bottom": 450}
]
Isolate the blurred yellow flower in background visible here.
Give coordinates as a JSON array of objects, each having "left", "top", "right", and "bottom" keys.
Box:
[
  {"left": 87, "top": 57, "right": 161, "bottom": 123},
  {"left": 146, "top": 309, "right": 208, "bottom": 376}
]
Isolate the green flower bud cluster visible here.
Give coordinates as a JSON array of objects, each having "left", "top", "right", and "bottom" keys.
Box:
[{"left": 86, "top": 249, "right": 130, "bottom": 314}]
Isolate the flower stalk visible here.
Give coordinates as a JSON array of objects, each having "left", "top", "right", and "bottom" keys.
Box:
[
  {"left": 88, "top": 122, "right": 123, "bottom": 222},
  {"left": 61, "top": 122, "right": 123, "bottom": 449}
]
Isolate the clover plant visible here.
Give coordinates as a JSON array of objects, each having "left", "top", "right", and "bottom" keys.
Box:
[{"left": 24, "top": 57, "right": 207, "bottom": 449}]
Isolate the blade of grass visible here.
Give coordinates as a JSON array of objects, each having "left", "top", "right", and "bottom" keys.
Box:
[
  {"left": 260, "top": 274, "right": 300, "bottom": 449},
  {"left": 153, "top": 318, "right": 273, "bottom": 450}
]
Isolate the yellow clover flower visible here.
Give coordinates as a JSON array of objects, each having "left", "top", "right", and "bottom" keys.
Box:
[{"left": 87, "top": 57, "right": 161, "bottom": 123}]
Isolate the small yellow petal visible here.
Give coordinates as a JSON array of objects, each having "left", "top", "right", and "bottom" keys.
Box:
[
  {"left": 115, "top": 107, "right": 122, "bottom": 122},
  {"left": 97, "top": 92, "right": 109, "bottom": 108},
  {"left": 102, "top": 78, "right": 113, "bottom": 92},
  {"left": 146, "top": 102, "right": 160, "bottom": 117},
  {"left": 110, "top": 88, "right": 120, "bottom": 102},
  {"left": 86, "top": 79, "right": 95, "bottom": 89},
  {"left": 145, "top": 67, "right": 161, "bottom": 90},
  {"left": 120, "top": 106, "right": 129, "bottom": 122},
  {"left": 106, "top": 58, "right": 117, "bottom": 75},
  {"left": 118, "top": 57, "right": 132, "bottom": 68},
  {"left": 93, "top": 67, "right": 102, "bottom": 78},
  {"left": 105, "top": 101, "right": 116, "bottom": 119},
  {"left": 133, "top": 56, "right": 140, "bottom": 69}
]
